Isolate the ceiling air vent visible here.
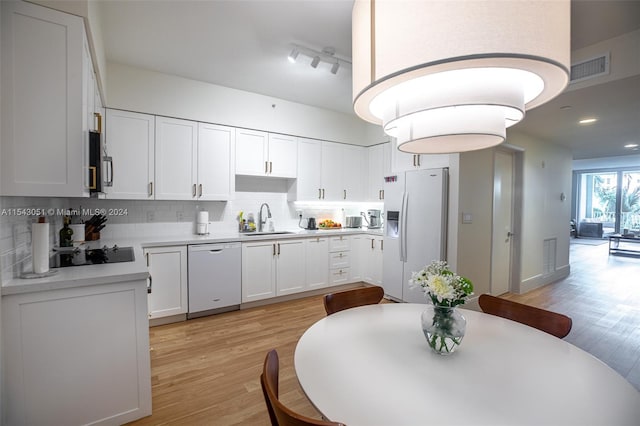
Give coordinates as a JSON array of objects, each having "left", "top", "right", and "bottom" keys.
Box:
[{"left": 570, "top": 53, "right": 610, "bottom": 84}]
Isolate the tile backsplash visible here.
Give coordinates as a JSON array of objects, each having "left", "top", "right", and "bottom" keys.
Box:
[{"left": 1, "top": 189, "right": 382, "bottom": 282}]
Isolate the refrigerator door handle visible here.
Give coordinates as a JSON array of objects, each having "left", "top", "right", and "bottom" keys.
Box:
[{"left": 400, "top": 191, "right": 408, "bottom": 262}]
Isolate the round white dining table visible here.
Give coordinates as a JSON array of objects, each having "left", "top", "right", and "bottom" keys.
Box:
[{"left": 294, "top": 303, "right": 640, "bottom": 426}]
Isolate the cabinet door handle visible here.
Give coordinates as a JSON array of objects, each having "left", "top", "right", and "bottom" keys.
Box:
[
  {"left": 417, "top": 155, "right": 421, "bottom": 167},
  {"left": 198, "top": 184, "right": 203, "bottom": 197},
  {"left": 192, "top": 184, "right": 197, "bottom": 197},
  {"left": 149, "top": 182, "right": 153, "bottom": 197},
  {"left": 343, "top": 189, "right": 347, "bottom": 200},
  {"left": 381, "top": 240, "right": 384, "bottom": 251},
  {"left": 381, "top": 189, "right": 384, "bottom": 200},
  {"left": 371, "top": 238, "right": 375, "bottom": 249},
  {"left": 277, "top": 243, "right": 281, "bottom": 255},
  {"left": 146, "top": 252, "right": 150, "bottom": 267},
  {"left": 269, "top": 161, "right": 273, "bottom": 174},
  {"left": 273, "top": 243, "right": 276, "bottom": 256},
  {"left": 322, "top": 188, "right": 325, "bottom": 199},
  {"left": 265, "top": 161, "right": 269, "bottom": 174},
  {"left": 413, "top": 155, "right": 416, "bottom": 167},
  {"left": 318, "top": 188, "right": 322, "bottom": 199}
]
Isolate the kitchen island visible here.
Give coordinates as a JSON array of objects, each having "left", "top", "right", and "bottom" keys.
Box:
[{"left": 1, "top": 246, "right": 152, "bottom": 425}]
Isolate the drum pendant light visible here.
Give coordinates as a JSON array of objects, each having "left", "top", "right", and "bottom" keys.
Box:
[{"left": 352, "top": 0, "right": 571, "bottom": 153}]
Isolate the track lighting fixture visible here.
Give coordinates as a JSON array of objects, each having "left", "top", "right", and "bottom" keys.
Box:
[
  {"left": 288, "top": 48, "right": 299, "bottom": 63},
  {"left": 287, "top": 43, "right": 350, "bottom": 75}
]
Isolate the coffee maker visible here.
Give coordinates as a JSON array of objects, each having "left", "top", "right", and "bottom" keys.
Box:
[{"left": 365, "top": 209, "right": 382, "bottom": 229}]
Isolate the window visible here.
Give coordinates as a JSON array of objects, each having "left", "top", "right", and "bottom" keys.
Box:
[{"left": 575, "top": 169, "right": 640, "bottom": 237}]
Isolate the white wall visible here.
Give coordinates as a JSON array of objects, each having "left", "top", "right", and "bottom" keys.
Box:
[
  {"left": 106, "top": 62, "right": 377, "bottom": 146},
  {"left": 573, "top": 154, "right": 640, "bottom": 170},
  {"left": 456, "top": 132, "right": 572, "bottom": 296}
]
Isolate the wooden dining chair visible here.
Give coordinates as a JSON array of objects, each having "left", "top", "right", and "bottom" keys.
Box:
[
  {"left": 261, "top": 349, "right": 345, "bottom": 426},
  {"left": 323, "top": 285, "right": 385, "bottom": 316},
  {"left": 478, "top": 294, "right": 573, "bottom": 339}
]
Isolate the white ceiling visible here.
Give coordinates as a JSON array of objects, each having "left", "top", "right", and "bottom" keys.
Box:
[{"left": 99, "top": 0, "right": 640, "bottom": 160}]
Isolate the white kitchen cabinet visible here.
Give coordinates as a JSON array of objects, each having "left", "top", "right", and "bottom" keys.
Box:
[
  {"left": 1, "top": 1, "right": 89, "bottom": 197},
  {"left": 349, "top": 234, "right": 366, "bottom": 282},
  {"left": 242, "top": 239, "right": 307, "bottom": 302},
  {"left": 292, "top": 140, "right": 370, "bottom": 202},
  {"left": 268, "top": 133, "right": 298, "bottom": 178},
  {"left": 104, "top": 109, "right": 155, "bottom": 199},
  {"left": 363, "top": 235, "right": 384, "bottom": 285},
  {"left": 242, "top": 241, "right": 277, "bottom": 302},
  {"left": 275, "top": 239, "right": 307, "bottom": 295},
  {"left": 368, "top": 143, "right": 392, "bottom": 201},
  {"left": 235, "top": 129, "right": 297, "bottom": 178},
  {"left": 155, "top": 117, "right": 198, "bottom": 200},
  {"left": 320, "top": 142, "right": 344, "bottom": 201},
  {"left": 305, "top": 236, "right": 330, "bottom": 289},
  {"left": 2, "top": 280, "right": 152, "bottom": 425},
  {"left": 197, "top": 123, "right": 235, "bottom": 200},
  {"left": 392, "top": 144, "right": 451, "bottom": 173},
  {"left": 289, "top": 138, "right": 323, "bottom": 201},
  {"left": 145, "top": 246, "right": 188, "bottom": 319},
  {"left": 343, "top": 144, "right": 367, "bottom": 201},
  {"left": 329, "top": 235, "right": 352, "bottom": 285}
]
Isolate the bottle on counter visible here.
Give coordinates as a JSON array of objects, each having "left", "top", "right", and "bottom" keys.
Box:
[{"left": 59, "top": 215, "right": 73, "bottom": 247}]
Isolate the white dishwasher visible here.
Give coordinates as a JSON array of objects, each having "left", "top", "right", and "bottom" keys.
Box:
[{"left": 188, "top": 242, "right": 241, "bottom": 318}]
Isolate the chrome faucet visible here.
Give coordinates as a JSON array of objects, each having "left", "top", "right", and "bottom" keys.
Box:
[{"left": 258, "top": 203, "right": 272, "bottom": 232}]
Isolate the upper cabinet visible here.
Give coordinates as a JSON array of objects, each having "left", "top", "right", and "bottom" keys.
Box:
[
  {"left": 392, "top": 144, "right": 451, "bottom": 173},
  {"left": 1, "top": 1, "right": 93, "bottom": 197},
  {"left": 197, "top": 123, "right": 235, "bottom": 200},
  {"left": 104, "top": 109, "right": 155, "bottom": 200},
  {"left": 291, "top": 138, "right": 323, "bottom": 200},
  {"left": 235, "top": 129, "right": 297, "bottom": 178},
  {"left": 104, "top": 110, "right": 233, "bottom": 201},
  {"left": 154, "top": 117, "right": 198, "bottom": 200},
  {"left": 367, "top": 143, "right": 391, "bottom": 201},
  {"left": 290, "top": 141, "right": 367, "bottom": 202},
  {"left": 320, "top": 142, "right": 366, "bottom": 201}
]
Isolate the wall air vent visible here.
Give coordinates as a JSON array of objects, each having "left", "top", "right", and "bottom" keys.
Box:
[{"left": 570, "top": 53, "right": 610, "bottom": 84}]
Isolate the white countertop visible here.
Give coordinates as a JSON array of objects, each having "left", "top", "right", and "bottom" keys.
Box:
[
  {"left": 136, "top": 227, "right": 383, "bottom": 248},
  {"left": 295, "top": 303, "right": 640, "bottom": 426},
  {"left": 2, "top": 228, "right": 382, "bottom": 296}
]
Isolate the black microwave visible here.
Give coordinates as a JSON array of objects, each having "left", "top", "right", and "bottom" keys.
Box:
[
  {"left": 88, "top": 113, "right": 112, "bottom": 193},
  {"left": 88, "top": 130, "right": 102, "bottom": 193}
]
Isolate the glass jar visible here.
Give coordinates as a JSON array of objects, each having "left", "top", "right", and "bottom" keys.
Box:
[{"left": 421, "top": 304, "right": 467, "bottom": 355}]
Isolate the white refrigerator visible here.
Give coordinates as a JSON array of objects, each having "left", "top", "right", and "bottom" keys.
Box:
[{"left": 382, "top": 168, "right": 448, "bottom": 303}]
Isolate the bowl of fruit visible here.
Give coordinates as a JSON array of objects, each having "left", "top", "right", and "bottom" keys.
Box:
[{"left": 319, "top": 219, "right": 342, "bottom": 229}]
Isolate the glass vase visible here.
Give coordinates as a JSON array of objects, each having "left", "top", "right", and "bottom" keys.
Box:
[{"left": 421, "top": 305, "right": 467, "bottom": 355}]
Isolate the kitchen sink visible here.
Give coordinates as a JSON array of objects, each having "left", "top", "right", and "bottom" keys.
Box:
[{"left": 240, "top": 231, "right": 296, "bottom": 237}]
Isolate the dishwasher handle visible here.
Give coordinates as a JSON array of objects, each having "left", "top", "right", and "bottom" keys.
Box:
[{"left": 208, "top": 249, "right": 223, "bottom": 253}]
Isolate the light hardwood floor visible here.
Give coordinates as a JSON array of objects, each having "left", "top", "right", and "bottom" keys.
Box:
[{"left": 128, "top": 241, "right": 640, "bottom": 425}]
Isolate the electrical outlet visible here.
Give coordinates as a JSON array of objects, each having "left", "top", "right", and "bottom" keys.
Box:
[
  {"left": 296, "top": 209, "right": 303, "bottom": 218},
  {"left": 176, "top": 211, "right": 184, "bottom": 222},
  {"left": 146, "top": 211, "right": 155, "bottom": 222}
]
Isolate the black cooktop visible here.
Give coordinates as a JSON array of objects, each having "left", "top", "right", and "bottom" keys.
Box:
[{"left": 51, "top": 246, "right": 135, "bottom": 268}]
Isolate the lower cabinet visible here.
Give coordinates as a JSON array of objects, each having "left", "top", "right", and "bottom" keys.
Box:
[
  {"left": 329, "top": 235, "right": 351, "bottom": 285},
  {"left": 242, "top": 239, "right": 306, "bottom": 302},
  {"left": 363, "top": 236, "right": 384, "bottom": 285},
  {"left": 305, "top": 236, "right": 330, "bottom": 289},
  {"left": 145, "top": 245, "right": 188, "bottom": 319},
  {"left": 2, "top": 280, "right": 152, "bottom": 425}
]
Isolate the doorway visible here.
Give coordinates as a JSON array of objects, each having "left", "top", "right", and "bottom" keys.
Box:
[{"left": 491, "top": 149, "right": 520, "bottom": 295}]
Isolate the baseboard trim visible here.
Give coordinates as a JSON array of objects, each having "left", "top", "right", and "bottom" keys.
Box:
[{"left": 519, "top": 264, "right": 571, "bottom": 294}]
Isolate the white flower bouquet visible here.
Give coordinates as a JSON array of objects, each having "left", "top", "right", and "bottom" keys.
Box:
[{"left": 409, "top": 260, "right": 473, "bottom": 307}]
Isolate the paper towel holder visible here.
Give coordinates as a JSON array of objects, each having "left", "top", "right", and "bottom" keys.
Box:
[{"left": 196, "top": 211, "right": 210, "bottom": 235}]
